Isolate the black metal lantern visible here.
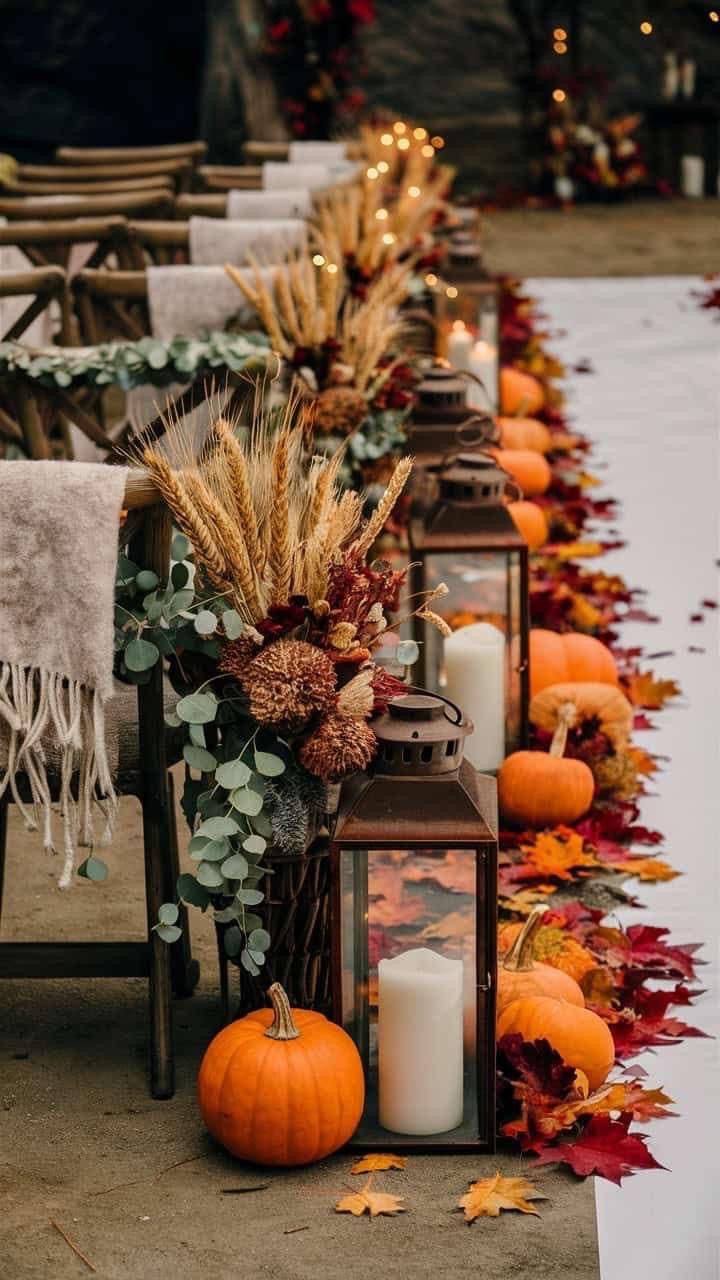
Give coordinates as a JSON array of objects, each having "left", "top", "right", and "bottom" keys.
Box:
[
  {"left": 330, "top": 692, "right": 497, "bottom": 1153},
  {"left": 434, "top": 235, "right": 501, "bottom": 412},
  {"left": 406, "top": 360, "right": 496, "bottom": 464},
  {"left": 409, "top": 452, "right": 530, "bottom": 771}
]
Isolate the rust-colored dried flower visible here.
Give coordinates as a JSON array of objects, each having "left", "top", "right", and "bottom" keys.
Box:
[
  {"left": 327, "top": 621, "right": 357, "bottom": 651},
  {"left": 313, "top": 387, "right": 368, "bottom": 435},
  {"left": 240, "top": 639, "right": 337, "bottom": 730},
  {"left": 218, "top": 635, "right": 262, "bottom": 681},
  {"left": 591, "top": 751, "right": 638, "bottom": 799},
  {"left": 299, "top": 712, "right": 377, "bottom": 783}
]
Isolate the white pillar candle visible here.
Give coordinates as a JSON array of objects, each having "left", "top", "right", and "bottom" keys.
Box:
[
  {"left": 378, "top": 947, "right": 464, "bottom": 1135},
  {"left": 680, "top": 58, "right": 696, "bottom": 99},
  {"left": 447, "top": 321, "right": 473, "bottom": 372},
  {"left": 681, "top": 155, "right": 704, "bottom": 198},
  {"left": 467, "top": 339, "right": 498, "bottom": 411},
  {"left": 442, "top": 621, "right": 505, "bottom": 771}
]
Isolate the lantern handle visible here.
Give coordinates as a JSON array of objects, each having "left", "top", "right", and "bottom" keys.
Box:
[
  {"left": 455, "top": 413, "right": 499, "bottom": 448},
  {"left": 402, "top": 684, "right": 465, "bottom": 727}
]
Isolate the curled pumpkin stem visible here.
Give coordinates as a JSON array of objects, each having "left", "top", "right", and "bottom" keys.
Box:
[
  {"left": 265, "top": 982, "right": 300, "bottom": 1041},
  {"left": 503, "top": 905, "right": 549, "bottom": 974},
  {"left": 549, "top": 701, "right": 578, "bottom": 758}
]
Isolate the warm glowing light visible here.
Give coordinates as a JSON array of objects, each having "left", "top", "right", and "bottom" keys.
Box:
[
  {"left": 425, "top": 272, "right": 438, "bottom": 287},
  {"left": 380, "top": 132, "right": 393, "bottom": 146},
  {"left": 421, "top": 144, "right": 435, "bottom": 158},
  {"left": 431, "top": 135, "right": 445, "bottom": 149},
  {"left": 377, "top": 160, "right": 389, "bottom": 173},
  {"left": 554, "top": 40, "right": 567, "bottom": 53},
  {"left": 393, "top": 120, "right": 407, "bottom": 134},
  {"left": 445, "top": 286, "right": 458, "bottom": 299},
  {"left": 366, "top": 166, "right": 379, "bottom": 179},
  {"left": 382, "top": 232, "right": 397, "bottom": 245},
  {"left": 413, "top": 126, "right": 427, "bottom": 140},
  {"left": 397, "top": 137, "right": 410, "bottom": 151},
  {"left": 710, "top": 8, "right": 719, "bottom": 19},
  {"left": 552, "top": 88, "right": 567, "bottom": 102},
  {"left": 312, "top": 254, "right": 325, "bottom": 266},
  {"left": 553, "top": 27, "right": 567, "bottom": 39},
  {"left": 640, "top": 20, "right": 653, "bottom": 33},
  {"left": 408, "top": 185, "right": 421, "bottom": 197},
  {"left": 452, "top": 320, "right": 466, "bottom": 331},
  {"left": 375, "top": 207, "right": 389, "bottom": 220},
  {"left": 326, "top": 262, "right": 339, "bottom": 274}
]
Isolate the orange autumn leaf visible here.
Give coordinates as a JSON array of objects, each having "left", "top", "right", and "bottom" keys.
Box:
[
  {"left": 569, "top": 594, "right": 603, "bottom": 631},
  {"left": 621, "top": 1083, "right": 676, "bottom": 1122},
  {"left": 553, "top": 540, "right": 604, "bottom": 561},
  {"left": 521, "top": 828, "right": 599, "bottom": 881},
  {"left": 627, "top": 744, "right": 658, "bottom": 777},
  {"left": 351, "top": 1154, "right": 407, "bottom": 1175},
  {"left": 420, "top": 910, "right": 475, "bottom": 941},
  {"left": 336, "top": 1180, "right": 407, "bottom": 1218},
  {"left": 500, "top": 886, "right": 558, "bottom": 919},
  {"left": 615, "top": 857, "right": 680, "bottom": 883},
  {"left": 581, "top": 967, "right": 619, "bottom": 1008},
  {"left": 626, "top": 671, "right": 681, "bottom": 709},
  {"left": 458, "top": 1172, "right": 546, "bottom": 1222},
  {"left": 578, "top": 472, "right": 601, "bottom": 490}
]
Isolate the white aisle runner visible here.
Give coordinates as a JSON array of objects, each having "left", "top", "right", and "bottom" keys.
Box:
[{"left": 531, "top": 277, "right": 720, "bottom": 1280}]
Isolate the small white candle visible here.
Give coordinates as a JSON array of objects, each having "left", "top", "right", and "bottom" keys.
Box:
[
  {"left": 447, "top": 321, "right": 473, "bottom": 372},
  {"left": 680, "top": 58, "right": 696, "bottom": 99},
  {"left": 467, "top": 339, "right": 498, "bottom": 411},
  {"left": 378, "top": 947, "right": 464, "bottom": 1135},
  {"left": 442, "top": 621, "right": 505, "bottom": 771},
  {"left": 682, "top": 155, "right": 704, "bottom": 198}
]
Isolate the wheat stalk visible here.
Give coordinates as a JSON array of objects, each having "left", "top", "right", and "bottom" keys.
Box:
[
  {"left": 142, "top": 450, "right": 231, "bottom": 596},
  {"left": 184, "top": 472, "right": 262, "bottom": 618},
  {"left": 267, "top": 431, "right": 293, "bottom": 604},
  {"left": 351, "top": 456, "right": 413, "bottom": 557},
  {"left": 212, "top": 419, "right": 263, "bottom": 572}
]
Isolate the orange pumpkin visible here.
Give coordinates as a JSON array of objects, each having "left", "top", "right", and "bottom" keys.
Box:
[
  {"left": 530, "top": 682, "right": 633, "bottom": 752},
  {"left": 491, "top": 448, "right": 551, "bottom": 497},
  {"left": 198, "top": 983, "right": 364, "bottom": 1166},
  {"left": 497, "top": 995, "right": 615, "bottom": 1091},
  {"left": 498, "top": 698, "right": 595, "bottom": 827},
  {"left": 497, "top": 906, "right": 585, "bottom": 1014},
  {"left": 497, "top": 416, "right": 552, "bottom": 453},
  {"left": 500, "top": 367, "right": 545, "bottom": 417},
  {"left": 508, "top": 500, "right": 549, "bottom": 550},
  {"left": 530, "top": 629, "right": 619, "bottom": 698}
]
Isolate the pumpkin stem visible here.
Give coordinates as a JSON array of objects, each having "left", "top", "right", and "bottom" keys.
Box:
[
  {"left": 265, "top": 982, "right": 300, "bottom": 1041},
  {"left": 549, "top": 701, "right": 577, "bottom": 758},
  {"left": 503, "top": 905, "right": 548, "bottom": 973}
]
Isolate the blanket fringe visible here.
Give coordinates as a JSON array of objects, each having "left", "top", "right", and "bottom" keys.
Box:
[{"left": 0, "top": 663, "right": 117, "bottom": 887}]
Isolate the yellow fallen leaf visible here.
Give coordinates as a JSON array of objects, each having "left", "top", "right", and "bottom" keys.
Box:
[
  {"left": 521, "top": 828, "right": 599, "bottom": 881},
  {"left": 554, "top": 540, "right": 604, "bottom": 561},
  {"left": 615, "top": 857, "right": 680, "bottom": 883},
  {"left": 458, "top": 1172, "right": 546, "bottom": 1222},
  {"left": 336, "top": 1179, "right": 407, "bottom": 1218},
  {"left": 627, "top": 745, "right": 658, "bottom": 777},
  {"left": 350, "top": 1154, "right": 407, "bottom": 1175},
  {"left": 625, "top": 671, "right": 681, "bottom": 709},
  {"left": 569, "top": 594, "right": 603, "bottom": 631}
]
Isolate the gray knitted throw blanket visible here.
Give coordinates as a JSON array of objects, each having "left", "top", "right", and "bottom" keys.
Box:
[{"left": 0, "top": 461, "right": 127, "bottom": 885}]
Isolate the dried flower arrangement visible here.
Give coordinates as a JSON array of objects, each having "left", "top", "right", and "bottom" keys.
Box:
[{"left": 115, "top": 401, "right": 446, "bottom": 974}]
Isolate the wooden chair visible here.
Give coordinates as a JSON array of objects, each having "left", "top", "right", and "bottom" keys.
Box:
[
  {"left": 72, "top": 269, "right": 151, "bottom": 344},
  {"left": 0, "top": 218, "right": 133, "bottom": 276},
  {"left": 197, "top": 165, "right": 262, "bottom": 193},
  {"left": 57, "top": 142, "right": 207, "bottom": 167},
  {"left": 1, "top": 176, "right": 176, "bottom": 198},
  {"left": 243, "top": 141, "right": 290, "bottom": 162},
  {"left": 0, "top": 190, "right": 174, "bottom": 223},
  {"left": 124, "top": 221, "right": 190, "bottom": 268},
  {"left": 0, "top": 267, "right": 75, "bottom": 456},
  {"left": 175, "top": 194, "right": 226, "bottom": 219},
  {"left": 15, "top": 157, "right": 194, "bottom": 192},
  {"left": 0, "top": 468, "right": 199, "bottom": 1098}
]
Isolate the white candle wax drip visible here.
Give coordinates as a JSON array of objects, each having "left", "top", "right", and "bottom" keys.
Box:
[
  {"left": 378, "top": 947, "right": 464, "bottom": 1135},
  {"left": 442, "top": 621, "right": 505, "bottom": 771}
]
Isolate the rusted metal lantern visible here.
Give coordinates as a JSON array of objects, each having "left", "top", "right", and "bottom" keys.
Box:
[
  {"left": 406, "top": 360, "right": 496, "bottom": 463},
  {"left": 409, "top": 452, "right": 529, "bottom": 772},
  {"left": 330, "top": 691, "right": 498, "bottom": 1153},
  {"left": 434, "top": 235, "right": 501, "bottom": 411}
]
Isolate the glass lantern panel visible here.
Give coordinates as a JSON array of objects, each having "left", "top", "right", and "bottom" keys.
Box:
[
  {"left": 422, "top": 549, "right": 522, "bottom": 769},
  {"left": 339, "top": 847, "right": 489, "bottom": 1147}
]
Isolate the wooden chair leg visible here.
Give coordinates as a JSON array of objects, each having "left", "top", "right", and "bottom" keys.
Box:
[
  {"left": 141, "top": 778, "right": 175, "bottom": 1100},
  {"left": 215, "top": 923, "right": 232, "bottom": 1024},
  {"left": 0, "top": 794, "right": 8, "bottom": 929},
  {"left": 166, "top": 771, "right": 200, "bottom": 999}
]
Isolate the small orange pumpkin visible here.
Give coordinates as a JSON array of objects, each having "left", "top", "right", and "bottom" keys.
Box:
[
  {"left": 530, "top": 629, "right": 619, "bottom": 698},
  {"left": 508, "top": 500, "right": 549, "bottom": 550},
  {"left": 497, "top": 995, "right": 615, "bottom": 1091},
  {"left": 497, "top": 416, "right": 552, "bottom": 453},
  {"left": 497, "top": 906, "right": 585, "bottom": 1014},
  {"left": 498, "top": 699, "right": 595, "bottom": 827},
  {"left": 500, "top": 367, "right": 545, "bottom": 417},
  {"left": 198, "top": 983, "right": 364, "bottom": 1166},
  {"left": 530, "top": 682, "right": 634, "bottom": 753},
  {"left": 491, "top": 448, "right": 551, "bottom": 497}
]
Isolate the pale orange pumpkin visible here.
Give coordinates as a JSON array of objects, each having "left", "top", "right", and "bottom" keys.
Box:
[
  {"left": 497, "top": 995, "right": 615, "bottom": 1091},
  {"left": 500, "top": 367, "right": 545, "bottom": 417},
  {"left": 491, "top": 448, "right": 551, "bottom": 497},
  {"left": 497, "top": 416, "right": 552, "bottom": 453},
  {"left": 508, "top": 500, "right": 549, "bottom": 551},
  {"left": 530, "top": 681, "right": 633, "bottom": 752},
  {"left": 497, "top": 906, "right": 585, "bottom": 1014},
  {"left": 498, "top": 699, "right": 595, "bottom": 827},
  {"left": 529, "top": 629, "right": 619, "bottom": 698},
  {"left": 198, "top": 983, "right": 364, "bottom": 1166}
]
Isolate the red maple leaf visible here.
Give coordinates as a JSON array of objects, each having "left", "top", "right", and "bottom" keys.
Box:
[
  {"left": 611, "top": 1013, "right": 709, "bottom": 1059},
  {"left": 498, "top": 1034, "right": 577, "bottom": 1100},
  {"left": 529, "top": 1114, "right": 665, "bottom": 1184},
  {"left": 625, "top": 925, "right": 702, "bottom": 981}
]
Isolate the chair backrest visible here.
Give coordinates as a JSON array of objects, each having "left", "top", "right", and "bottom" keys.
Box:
[
  {"left": 3, "top": 176, "right": 176, "bottom": 198},
  {"left": 56, "top": 141, "right": 207, "bottom": 166},
  {"left": 0, "top": 190, "right": 174, "bottom": 222},
  {"left": 0, "top": 217, "right": 131, "bottom": 273},
  {"left": 243, "top": 141, "right": 290, "bottom": 162},
  {"left": 72, "top": 269, "right": 149, "bottom": 343},
  {"left": 124, "top": 220, "right": 190, "bottom": 268},
  {"left": 0, "top": 265, "right": 71, "bottom": 344},
  {"left": 17, "top": 158, "right": 194, "bottom": 190},
  {"left": 197, "top": 165, "right": 262, "bottom": 193},
  {"left": 175, "top": 194, "right": 226, "bottom": 219}
]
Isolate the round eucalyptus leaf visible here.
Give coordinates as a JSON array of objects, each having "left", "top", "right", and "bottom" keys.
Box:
[
  {"left": 251, "top": 812, "right": 274, "bottom": 839},
  {"left": 177, "top": 873, "right": 210, "bottom": 908},
  {"left": 242, "top": 912, "right": 263, "bottom": 934},
  {"left": 215, "top": 759, "right": 251, "bottom": 791},
  {"left": 195, "top": 815, "right": 240, "bottom": 839},
  {"left": 156, "top": 923, "right": 182, "bottom": 944},
  {"left": 196, "top": 861, "right": 225, "bottom": 889},
  {"left": 164, "top": 711, "right": 182, "bottom": 728},
  {"left": 242, "top": 834, "right": 267, "bottom": 856},
  {"left": 171, "top": 533, "right": 190, "bottom": 562},
  {"left": 247, "top": 927, "right": 271, "bottom": 952},
  {"left": 221, "top": 609, "right": 244, "bottom": 640},
  {"left": 254, "top": 750, "right": 286, "bottom": 778},
  {"left": 236, "top": 888, "right": 264, "bottom": 906},
  {"left": 125, "top": 636, "right": 160, "bottom": 672},
  {"left": 223, "top": 927, "right": 243, "bottom": 958},
  {"left": 213, "top": 904, "right": 240, "bottom": 924},
  {"left": 183, "top": 744, "right": 218, "bottom": 772},
  {"left": 194, "top": 610, "right": 218, "bottom": 637},
  {"left": 136, "top": 569, "right": 159, "bottom": 592},
  {"left": 240, "top": 949, "right": 260, "bottom": 976},
  {"left": 221, "top": 852, "right": 249, "bottom": 880},
  {"left": 190, "top": 837, "right": 229, "bottom": 863},
  {"left": 158, "top": 902, "right": 179, "bottom": 926},
  {"left": 248, "top": 950, "right": 266, "bottom": 966},
  {"left": 396, "top": 639, "right": 420, "bottom": 666},
  {"left": 230, "top": 787, "right": 263, "bottom": 817},
  {"left": 78, "top": 855, "right": 108, "bottom": 882},
  {"left": 188, "top": 723, "right": 206, "bottom": 748},
  {"left": 176, "top": 693, "right": 218, "bottom": 725}
]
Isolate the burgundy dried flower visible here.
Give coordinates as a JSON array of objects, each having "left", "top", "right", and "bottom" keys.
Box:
[{"left": 241, "top": 639, "right": 336, "bottom": 730}]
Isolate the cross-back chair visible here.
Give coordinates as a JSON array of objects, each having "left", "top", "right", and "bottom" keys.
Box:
[
  {"left": 15, "top": 157, "right": 194, "bottom": 193},
  {"left": 0, "top": 467, "right": 199, "bottom": 1098},
  {"left": 0, "top": 190, "right": 174, "bottom": 223},
  {"left": 1, "top": 176, "right": 177, "bottom": 199},
  {"left": 242, "top": 141, "right": 290, "bottom": 162},
  {"left": 175, "top": 194, "right": 226, "bottom": 219},
  {"left": 123, "top": 221, "right": 190, "bottom": 269},
  {"left": 72, "top": 268, "right": 151, "bottom": 344},
  {"left": 0, "top": 266, "right": 75, "bottom": 457},
  {"left": 197, "top": 165, "right": 262, "bottom": 193},
  {"left": 56, "top": 142, "right": 207, "bottom": 168},
  {"left": 0, "top": 217, "right": 133, "bottom": 277}
]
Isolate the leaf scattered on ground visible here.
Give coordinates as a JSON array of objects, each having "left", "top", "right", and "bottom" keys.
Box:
[
  {"left": 336, "top": 1179, "right": 407, "bottom": 1218},
  {"left": 351, "top": 1154, "right": 407, "bottom": 1174},
  {"left": 458, "top": 1172, "right": 546, "bottom": 1222}
]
